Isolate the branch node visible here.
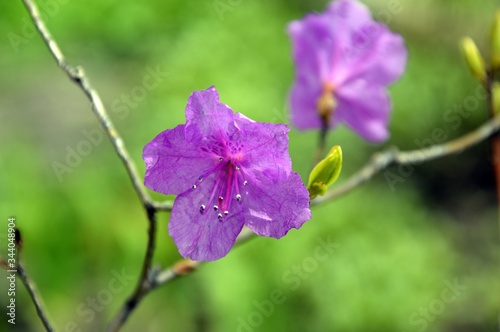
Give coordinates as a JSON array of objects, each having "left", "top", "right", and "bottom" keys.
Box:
[{"left": 173, "top": 259, "right": 199, "bottom": 276}]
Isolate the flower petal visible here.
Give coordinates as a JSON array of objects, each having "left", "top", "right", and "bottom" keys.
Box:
[
  {"left": 288, "top": 13, "right": 334, "bottom": 82},
  {"left": 326, "top": 0, "right": 372, "bottom": 31},
  {"left": 288, "top": 8, "right": 339, "bottom": 130},
  {"left": 322, "top": 0, "right": 407, "bottom": 86},
  {"left": 359, "top": 29, "right": 407, "bottom": 85},
  {"left": 168, "top": 172, "right": 246, "bottom": 261},
  {"left": 184, "top": 86, "right": 238, "bottom": 148},
  {"left": 335, "top": 80, "right": 391, "bottom": 142},
  {"left": 335, "top": 23, "right": 407, "bottom": 86},
  {"left": 232, "top": 116, "right": 292, "bottom": 180},
  {"left": 143, "top": 125, "right": 216, "bottom": 195},
  {"left": 289, "top": 78, "right": 323, "bottom": 130},
  {"left": 243, "top": 171, "right": 311, "bottom": 238},
  {"left": 324, "top": 0, "right": 376, "bottom": 84}
]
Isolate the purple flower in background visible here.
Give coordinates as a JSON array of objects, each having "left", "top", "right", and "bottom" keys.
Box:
[
  {"left": 143, "top": 87, "right": 311, "bottom": 261},
  {"left": 288, "top": 0, "right": 407, "bottom": 142}
]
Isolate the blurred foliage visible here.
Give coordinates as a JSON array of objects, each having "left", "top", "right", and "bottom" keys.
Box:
[{"left": 0, "top": 0, "right": 499, "bottom": 331}]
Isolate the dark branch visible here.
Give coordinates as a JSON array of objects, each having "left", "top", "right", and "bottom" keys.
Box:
[
  {"left": 107, "top": 206, "right": 158, "bottom": 332},
  {"left": 1, "top": 228, "right": 55, "bottom": 332},
  {"left": 17, "top": 262, "right": 55, "bottom": 332}
]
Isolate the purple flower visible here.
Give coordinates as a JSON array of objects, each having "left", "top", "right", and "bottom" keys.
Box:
[
  {"left": 143, "top": 87, "right": 311, "bottom": 261},
  {"left": 288, "top": 0, "right": 407, "bottom": 142}
]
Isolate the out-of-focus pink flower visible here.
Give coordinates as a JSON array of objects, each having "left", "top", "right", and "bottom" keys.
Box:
[{"left": 288, "top": 0, "right": 408, "bottom": 142}]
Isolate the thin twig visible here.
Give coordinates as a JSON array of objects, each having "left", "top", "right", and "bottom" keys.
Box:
[
  {"left": 315, "top": 113, "right": 500, "bottom": 204},
  {"left": 152, "top": 200, "right": 174, "bottom": 211},
  {"left": 21, "top": 0, "right": 153, "bottom": 209},
  {"left": 17, "top": 262, "right": 55, "bottom": 332},
  {"left": 1, "top": 230, "right": 55, "bottom": 331},
  {"left": 152, "top": 227, "right": 255, "bottom": 288},
  {"left": 107, "top": 207, "right": 157, "bottom": 332}
]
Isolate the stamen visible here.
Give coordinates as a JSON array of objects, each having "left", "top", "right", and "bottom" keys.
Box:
[
  {"left": 222, "top": 163, "right": 235, "bottom": 211},
  {"left": 232, "top": 169, "right": 241, "bottom": 203},
  {"left": 196, "top": 161, "right": 226, "bottom": 184},
  {"left": 196, "top": 159, "right": 247, "bottom": 220},
  {"left": 205, "top": 167, "right": 225, "bottom": 214}
]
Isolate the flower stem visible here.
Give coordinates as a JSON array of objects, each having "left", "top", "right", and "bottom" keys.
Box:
[{"left": 313, "top": 117, "right": 329, "bottom": 167}]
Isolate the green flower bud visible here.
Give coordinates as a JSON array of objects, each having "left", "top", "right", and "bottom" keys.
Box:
[
  {"left": 460, "top": 37, "right": 487, "bottom": 83},
  {"left": 308, "top": 145, "right": 342, "bottom": 199}
]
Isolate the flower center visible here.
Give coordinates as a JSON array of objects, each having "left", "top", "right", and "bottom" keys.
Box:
[
  {"left": 317, "top": 83, "right": 337, "bottom": 125},
  {"left": 192, "top": 157, "right": 247, "bottom": 222}
]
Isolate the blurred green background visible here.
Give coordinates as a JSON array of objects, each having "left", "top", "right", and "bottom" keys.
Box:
[{"left": 1, "top": 0, "right": 499, "bottom": 331}]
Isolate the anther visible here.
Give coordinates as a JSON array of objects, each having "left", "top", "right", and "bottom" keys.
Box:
[
  {"left": 198, "top": 177, "right": 203, "bottom": 182},
  {"left": 200, "top": 205, "right": 206, "bottom": 212},
  {"left": 224, "top": 210, "right": 229, "bottom": 215},
  {"left": 213, "top": 205, "right": 219, "bottom": 211},
  {"left": 219, "top": 196, "right": 224, "bottom": 201},
  {"left": 219, "top": 157, "right": 223, "bottom": 162},
  {"left": 236, "top": 166, "right": 241, "bottom": 171},
  {"left": 192, "top": 184, "right": 197, "bottom": 189},
  {"left": 243, "top": 181, "right": 248, "bottom": 186},
  {"left": 236, "top": 194, "right": 241, "bottom": 201},
  {"left": 217, "top": 213, "right": 223, "bottom": 220}
]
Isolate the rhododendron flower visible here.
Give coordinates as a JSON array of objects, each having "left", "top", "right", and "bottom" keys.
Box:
[
  {"left": 288, "top": 0, "right": 407, "bottom": 142},
  {"left": 143, "top": 87, "right": 311, "bottom": 261}
]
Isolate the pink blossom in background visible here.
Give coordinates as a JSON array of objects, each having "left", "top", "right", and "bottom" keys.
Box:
[{"left": 288, "top": 0, "right": 408, "bottom": 142}]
